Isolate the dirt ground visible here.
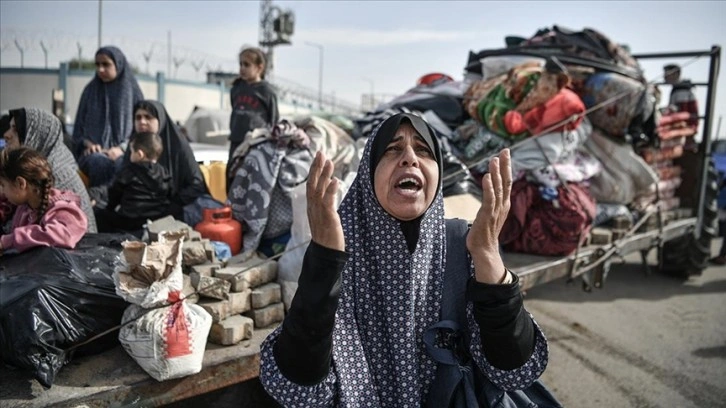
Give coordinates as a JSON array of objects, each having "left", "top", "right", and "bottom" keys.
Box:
[{"left": 166, "top": 239, "right": 726, "bottom": 408}]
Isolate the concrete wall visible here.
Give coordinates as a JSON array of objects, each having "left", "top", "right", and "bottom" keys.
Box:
[
  {"left": 1, "top": 66, "right": 314, "bottom": 124},
  {"left": 0, "top": 69, "right": 58, "bottom": 114},
  {"left": 165, "top": 80, "right": 224, "bottom": 123}
]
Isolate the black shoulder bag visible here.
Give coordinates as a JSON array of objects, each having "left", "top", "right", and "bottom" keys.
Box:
[{"left": 424, "top": 218, "right": 562, "bottom": 408}]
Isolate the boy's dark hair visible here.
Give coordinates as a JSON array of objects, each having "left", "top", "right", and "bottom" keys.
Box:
[
  {"left": 664, "top": 64, "right": 681, "bottom": 73},
  {"left": 131, "top": 131, "right": 163, "bottom": 161}
]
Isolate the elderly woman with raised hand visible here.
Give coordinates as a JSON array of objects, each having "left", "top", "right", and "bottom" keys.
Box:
[
  {"left": 73, "top": 45, "right": 143, "bottom": 187},
  {"left": 3, "top": 107, "right": 97, "bottom": 233},
  {"left": 259, "top": 113, "right": 548, "bottom": 407}
]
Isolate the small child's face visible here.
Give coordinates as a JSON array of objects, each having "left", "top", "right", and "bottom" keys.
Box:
[
  {"left": 129, "top": 147, "right": 145, "bottom": 163},
  {"left": 239, "top": 54, "right": 263, "bottom": 83},
  {"left": 0, "top": 177, "right": 28, "bottom": 206}
]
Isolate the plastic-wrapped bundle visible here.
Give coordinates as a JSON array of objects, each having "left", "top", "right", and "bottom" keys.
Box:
[{"left": 0, "top": 234, "right": 132, "bottom": 388}]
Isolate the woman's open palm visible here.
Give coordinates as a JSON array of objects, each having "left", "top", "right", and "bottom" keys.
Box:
[
  {"left": 467, "top": 148, "right": 512, "bottom": 257},
  {"left": 307, "top": 151, "right": 345, "bottom": 251}
]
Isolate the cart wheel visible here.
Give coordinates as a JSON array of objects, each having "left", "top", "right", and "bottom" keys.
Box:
[{"left": 659, "top": 159, "right": 719, "bottom": 278}]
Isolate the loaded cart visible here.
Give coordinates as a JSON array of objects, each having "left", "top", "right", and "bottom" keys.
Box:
[{"left": 0, "top": 28, "right": 721, "bottom": 406}]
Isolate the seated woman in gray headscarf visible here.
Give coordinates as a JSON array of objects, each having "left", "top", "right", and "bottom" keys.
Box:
[
  {"left": 72, "top": 45, "right": 143, "bottom": 187},
  {"left": 2, "top": 107, "right": 97, "bottom": 232},
  {"left": 260, "top": 113, "right": 548, "bottom": 406}
]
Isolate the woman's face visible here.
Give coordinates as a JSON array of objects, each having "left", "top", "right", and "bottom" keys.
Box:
[
  {"left": 373, "top": 123, "right": 439, "bottom": 221},
  {"left": 95, "top": 53, "right": 117, "bottom": 82},
  {"left": 239, "top": 53, "right": 263, "bottom": 83},
  {"left": 3, "top": 118, "right": 22, "bottom": 150},
  {"left": 134, "top": 109, "right": 160, "bottom": 133}
]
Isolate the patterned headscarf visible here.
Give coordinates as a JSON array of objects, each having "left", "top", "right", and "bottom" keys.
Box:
[
  {"left": 332, "top": 112, "right": 445, "bottom": 406},
  {"left": 12, "top": 107, "right": 97, "bottom": 232},
  {"left": 72, "top": 46, "right": 143, "bottom": 155}
]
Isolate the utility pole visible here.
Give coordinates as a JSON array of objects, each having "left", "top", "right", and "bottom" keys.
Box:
[
  {"left": 167, "top": 30, "right": 172, "bottom": 78},
  {"left": 305, "top": 41, "right": 323, "bottom": 111},
  {"left": 76, "top": 42, "right": 82, "bottom": 69},
  {"left": 98, "top": 0, "right": 103, "bottom": 49},
  {"left": 362, "top": 77, "right": 375, "bottom": 110}
]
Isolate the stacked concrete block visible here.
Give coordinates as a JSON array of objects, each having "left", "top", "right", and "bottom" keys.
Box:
[
  {"left": 181, "top": 274, "right": 199, "bottom": 304},
  {"left": 208, "top": 315, "right": 254, "bottom": 346},
  {"left": 219, "top": 256, "right": 285, "bottom": 329},
  {"left": 191, "top": 274, "right": 231, "bottom": 300},
  {"left": 146, "top": 216, "right": 194, "bottom": 242}
]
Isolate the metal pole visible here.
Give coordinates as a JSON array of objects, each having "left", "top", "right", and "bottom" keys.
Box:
[
  {"left": 695, "top": 45, "right": 721, "bottom": 239},
  {"left": 167, "top": 30, "right": 172, "bottom": 78},
  {"left": 362, "top": 77, "right": 374, "bottom": 110},
  {"left": 305, "top": 41, "right": 323, "bottom": 110},
  {"left": 98, "top": 0, "right": 103, "bottom": 49}
]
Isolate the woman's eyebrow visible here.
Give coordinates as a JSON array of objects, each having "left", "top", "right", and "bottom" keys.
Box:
[{"left": 390, "top": 134, "right": 426, "bottom": 143}]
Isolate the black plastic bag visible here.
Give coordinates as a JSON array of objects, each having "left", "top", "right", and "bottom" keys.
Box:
[{"left": 0, "top": 233, "right": 132, "bottom": 388}]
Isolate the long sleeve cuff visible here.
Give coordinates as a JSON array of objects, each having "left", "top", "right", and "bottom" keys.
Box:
[
  {"left": 467, "top": 272, "right": 536, "bottom": 370},
  {"left": 274, "top": 240, "right": 349, "bottom": 385}
]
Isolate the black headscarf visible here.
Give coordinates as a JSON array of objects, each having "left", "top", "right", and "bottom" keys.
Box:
[
  {"left": 8, "top": 109, "right": 27, "bottom": 143},
  {"left": 127, "top": 100, "right": 208, "bottom": 205},
  {"left": 368, "top": 112, "right": 443, "bottom": 252}
]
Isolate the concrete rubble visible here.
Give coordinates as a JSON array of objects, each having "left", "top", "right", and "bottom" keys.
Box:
[{"left": 146, "top": 216, "right": 286, "bottom": 347}]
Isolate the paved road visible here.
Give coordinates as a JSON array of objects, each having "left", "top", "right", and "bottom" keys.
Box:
[
  {"left": 168, "top": 240, "right": 726, "bottom": 408},
  {"left": 525, "top": 239, "right": 726, "bottom": 408}
]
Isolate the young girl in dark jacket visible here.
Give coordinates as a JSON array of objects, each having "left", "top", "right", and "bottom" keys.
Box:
[{"left": 228, "top": 47, "right": 279, "bottom": 184}]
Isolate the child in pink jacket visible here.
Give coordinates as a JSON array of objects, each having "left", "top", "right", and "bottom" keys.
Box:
[{"left": 0, "top": 147, "right": 87, "bottom": 255}]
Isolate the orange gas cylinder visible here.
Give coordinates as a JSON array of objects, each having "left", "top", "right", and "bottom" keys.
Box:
[{"left": 194, "top": 207, "right": 243, "bottom": 255}]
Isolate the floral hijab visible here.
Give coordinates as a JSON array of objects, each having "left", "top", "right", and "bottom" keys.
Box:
[{"left": 333, "top": 112, "right": 446, "bottom": 406}]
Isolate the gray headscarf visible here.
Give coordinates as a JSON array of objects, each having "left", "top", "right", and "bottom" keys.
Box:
[
  {"left": 72, "top": 46, "right": 143, "bottom": 156},
  {"left": 15, "top": 107, "right": 97, "bottom": 232}
]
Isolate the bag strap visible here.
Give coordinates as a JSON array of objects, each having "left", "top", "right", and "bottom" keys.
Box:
[
  {"left": 441, "top": 218, "right": 471, "bottom": 323},
  {"left": 423, "top": 218, "right": 480, "bottom": 408},
  {"left": 423, "top": 218, "right": 471, "bottom": 364}
]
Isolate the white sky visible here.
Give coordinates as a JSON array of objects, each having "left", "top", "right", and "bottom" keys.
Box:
[{"left": 1, "top": 0, "right": 725, "bottom": 135}]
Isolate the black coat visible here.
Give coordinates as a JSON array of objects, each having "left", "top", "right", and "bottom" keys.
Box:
[{"left": 107, "top": 161, "right": 172, "bottom": 220}]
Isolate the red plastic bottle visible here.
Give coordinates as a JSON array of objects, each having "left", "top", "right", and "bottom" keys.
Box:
[{"left": 194, "top": 207, "right": 243, "bottom": 255}]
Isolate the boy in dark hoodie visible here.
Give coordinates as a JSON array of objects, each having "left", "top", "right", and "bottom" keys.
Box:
[{"left": 96, "top": 131, "right": 172, "bottom": 235}]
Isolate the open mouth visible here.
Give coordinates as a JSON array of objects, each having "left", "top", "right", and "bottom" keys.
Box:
[{"left": 396, "top": 177, "right": 422, "bottom": 191}]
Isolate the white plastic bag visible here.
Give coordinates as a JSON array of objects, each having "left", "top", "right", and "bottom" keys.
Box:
[
  {"left": 113, "top": 232, "right": 185, "bottom": 309},
  {"left": 277, "top": 174, "right": 352, "bottom": 311},
  {"left": 119, "top": 300, "right": 212, "bottom": 381}
]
